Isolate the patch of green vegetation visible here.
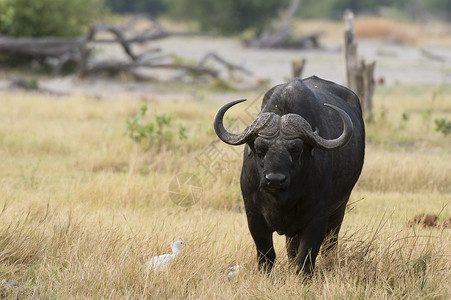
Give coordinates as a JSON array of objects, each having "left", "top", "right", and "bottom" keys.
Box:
[
  {"left": 125, "top": 103, "right": 187, "bottom": 149},
  {"left": 0, "top": 0, "right": 105, "bottom": 37},
  {"left": 434, "top": 118, "right": 451, "bottom": 136}
]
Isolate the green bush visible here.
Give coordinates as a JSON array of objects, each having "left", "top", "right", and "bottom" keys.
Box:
[
  {"left": 0, "top": 0, "right": 106, "bottom": 37},
  {"left": 434, "top": 118, "right": 451, "bottom": 136},
  {"left": 125, "top": 103, "right": 187, "bottom": 149}
]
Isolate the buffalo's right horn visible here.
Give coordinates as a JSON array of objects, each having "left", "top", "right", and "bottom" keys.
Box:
[
  {"left": 282, "top": 104, "right": 353, "bottom": 150},
  {"left": 213, "top": 99, "right": 278, "bottom": 145},
  {"left": 311, "top": 104, "right": 354, "bottom": 150}
]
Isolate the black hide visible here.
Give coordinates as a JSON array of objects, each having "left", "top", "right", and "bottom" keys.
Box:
[{"left": 216, "top": 76, "right": 365, "bottom": 276}]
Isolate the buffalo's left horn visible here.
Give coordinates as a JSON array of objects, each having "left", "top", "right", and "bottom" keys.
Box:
[
  {"left": 214, "top": 99, "right": 278, "bottom": 145},
  {"left": 214, "top": 99, "right": 252, "bottom": 145}
]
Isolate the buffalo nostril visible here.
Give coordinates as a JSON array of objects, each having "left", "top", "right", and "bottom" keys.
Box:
[{"left": 265, "top": 173, "right": 287, "bottom": 185}]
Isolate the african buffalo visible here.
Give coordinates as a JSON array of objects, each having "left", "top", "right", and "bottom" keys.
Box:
[{"left": 214, "top": 76, "right": 365, "bottom": 276}]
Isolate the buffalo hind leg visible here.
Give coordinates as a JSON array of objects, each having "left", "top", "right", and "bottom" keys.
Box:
[{"left": 322, "top": 200, "right": 348, "bottom": 255}]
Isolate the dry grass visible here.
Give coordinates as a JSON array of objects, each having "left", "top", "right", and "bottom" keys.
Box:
[
  {"left": 294, "top": 17, "right": 451, "bottom": 46},
  {"left": 354, "top": 17, "right": 417, "bottom": 44},
  {"left": 0, "top": 84, "right": 450, "bottom": 299}
]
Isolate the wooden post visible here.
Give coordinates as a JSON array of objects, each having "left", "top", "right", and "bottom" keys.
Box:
[
  {"left": 291, "top": 58, "right": 306, "bottom": 78},
  {"left": 344, "top": 9, "right": 375, "bottom": 122},
  {"left": 362, "top": 60, "right": 376, "bottom": 119},
  {"left": 344, "top": 10, "right": 357, "bottom": 90}
]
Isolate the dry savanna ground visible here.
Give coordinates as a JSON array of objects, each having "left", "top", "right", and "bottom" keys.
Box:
[{"left": 0, "top": 81, "right": 450, "bottom": 299}]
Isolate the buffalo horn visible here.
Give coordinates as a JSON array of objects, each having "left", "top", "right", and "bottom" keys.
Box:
[
  {"left": 287, "top": 104, "right": 353, "bottom": 150},
  {"left": 214, "top": 99, "right": 278, "bottom": 145}
]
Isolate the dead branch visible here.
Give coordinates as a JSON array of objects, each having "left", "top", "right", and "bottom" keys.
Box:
[
  {"left": 0, "top": 22, "right": 211, "bottom": 70},
  {"left": 0, "top": 21, "right": 242, "bottom": 82},
  {"left": 197, "top": 52, "right": 252, "bottom": 75},
  {"left": 85, "top": 23, "right": 138, "bottom": 61}
]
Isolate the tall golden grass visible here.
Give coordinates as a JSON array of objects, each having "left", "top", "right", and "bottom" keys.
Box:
[
  {"left": 0, "top": 84, "right": 450, "bottom": 298},
  {"left": 294, "top": 17, "right": 451, "bottom": 46}
]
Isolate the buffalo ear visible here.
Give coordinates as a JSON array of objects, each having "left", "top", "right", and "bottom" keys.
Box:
[
  {"left": 297, "top": 146, "right": 313, "bottom": 167},
  {"left": 310, "top": 127, "right": 319, "bottom": 157},
  {"left": 245, "top": 143, "right": 254, "bottom": 157},
  {"left": 302, "top": 144, "right": 314, "bottom": 159}
]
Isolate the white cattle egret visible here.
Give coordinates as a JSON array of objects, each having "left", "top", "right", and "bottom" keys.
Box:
[
  {"left": 227, "top": 265, "right": 243, "bottom": 279},
  {"left": 146, "top": 240, "right": 185, "bottom": 272}
]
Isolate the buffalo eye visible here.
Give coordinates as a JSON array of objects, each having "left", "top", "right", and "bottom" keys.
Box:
[
  {"left": 290, "top": 149, "right": 302, "bottom": 159},
  {"left": 287, "top": 139, "right": 303, "bottom": 163},
  {"left": 256, "top": 150, "right": 265, "bottom": 160},
  {"left": 252, "top": 144, "right": 266, "bottom": 159},
  {"left": 253, "top": 138, "right": 268, "bottom": 161}
]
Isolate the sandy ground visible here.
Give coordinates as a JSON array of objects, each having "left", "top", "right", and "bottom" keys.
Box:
[
  {"left": 1, "top": 35, "right": 450, "bottom": 100},
  {"left": 151, "top": 36, "right": 451, "bottom": 85}
]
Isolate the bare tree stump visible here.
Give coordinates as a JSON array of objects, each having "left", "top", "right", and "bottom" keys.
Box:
[
  {"left": 344, "top": 10, "right": 375, "bottom": 122},
  {"left": 291, "top": 58, "right": 306, "bottom": 78}
]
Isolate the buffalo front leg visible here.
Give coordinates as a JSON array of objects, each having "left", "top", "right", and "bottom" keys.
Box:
[
  {"left": 286, "top": 235, "right": 300, "bottom": 262},
  {"left": 247, "top": 214, "right": 275, "bottom": 274},
  {"left": 294, "top": 217, "right": 327, "bottom": 277},
  {"left": 255, "top": 234, "right": 276, "bottom": 274}
]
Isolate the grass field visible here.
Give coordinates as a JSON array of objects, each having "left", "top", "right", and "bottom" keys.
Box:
[{"left": 0, "top": 82, "right": 450, "bottom": 299}]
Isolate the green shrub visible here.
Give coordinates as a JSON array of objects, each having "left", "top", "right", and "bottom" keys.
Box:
[
  {"left": 434, "top": 118, "right": 451, "bottom": 136},
  {"left": 125, "top": 103, "right": 187, "bottom": 148},
  {"left": 0, "top": 0, "right": 106, "bottom": 37}
]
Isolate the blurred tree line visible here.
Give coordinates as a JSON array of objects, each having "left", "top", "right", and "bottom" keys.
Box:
[
  {"left": 0, "top": 0, "right": 106, "bottom": 37},
  {"left": 0, "top": 0, "right": 450, "bottom": 38},
  {"left": 108, "top": 0, "right": 451, "bottom": 24},
  {"left": 106, "top": 0, "right": 451, "bottom": 34}
]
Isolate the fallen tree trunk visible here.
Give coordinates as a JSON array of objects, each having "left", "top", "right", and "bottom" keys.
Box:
[
  {"left": 0, "top": 21, "right": 255, "bottom": 83},
  {"left": 0, "top": 23, "right": 212, "bottom": 73},
  {"left": 0, "top": 22, "right": 226, "bottom": 80},
  {"left": 0, "top": 36, "right": 81, "bottom": 58},
  {"left": 0, "top": 23, "right": 206, "bottom": 59}
]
